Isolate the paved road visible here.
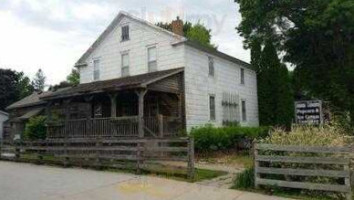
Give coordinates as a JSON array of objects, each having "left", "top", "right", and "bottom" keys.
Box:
[{"left": 0, "top": 161, "right": 291, "bottom": 200}]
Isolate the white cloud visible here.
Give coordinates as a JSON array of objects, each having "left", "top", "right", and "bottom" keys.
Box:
[{"left": 0, "top": 0, "right": 249, "bottom": 86}]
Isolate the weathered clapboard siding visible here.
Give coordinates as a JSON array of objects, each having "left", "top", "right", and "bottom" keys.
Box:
[
  {"left": 0, "top": 137, "right": 195, "bottom": 179},
  {"left": 79, "top": 15, "right": 185, "bottom": 84},
  {"left": 254, "top": 143, "right": 352, "bottom": 200},
  {"left": 148, "top": 73, "right": 183, "bottom": 94}
]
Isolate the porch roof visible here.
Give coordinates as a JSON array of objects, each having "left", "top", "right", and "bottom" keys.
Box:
[{"left": 41, "top": 68, "right": 184, "bottom": 100}]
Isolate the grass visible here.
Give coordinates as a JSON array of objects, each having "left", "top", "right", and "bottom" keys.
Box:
[
  {"left": 197, "top": 150, "right": 253, "bottom": 168},
  {"left": 142, "top": 163, "right": 227, "bottom": 182}
]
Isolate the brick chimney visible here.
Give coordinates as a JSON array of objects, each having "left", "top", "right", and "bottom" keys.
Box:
[{"left": 171, "top": 16, "right": 184, "bottom": 36}]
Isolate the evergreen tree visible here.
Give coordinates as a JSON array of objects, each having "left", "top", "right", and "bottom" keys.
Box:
[
  {"left": 31, "top": 69, "right": 46, "bottom": 92},
  {"left": 235, "top": 0, "right": 354, "bottom": 126},
  {"left": 255, "top": 40, "right": 294, "bottom": 128}
]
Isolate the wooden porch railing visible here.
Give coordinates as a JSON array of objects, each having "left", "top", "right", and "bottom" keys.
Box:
[{"left": 47, "top": 115, "right": 182, "bottom": 139}]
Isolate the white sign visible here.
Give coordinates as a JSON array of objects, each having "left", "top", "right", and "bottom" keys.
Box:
[{"left": 295, "top": 100, "right": 323, "bottom": 125}]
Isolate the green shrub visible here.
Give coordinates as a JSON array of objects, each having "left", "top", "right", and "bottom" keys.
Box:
[
  {"left": 24, "top": 116, "right": 47, "bottom": 140},
  {"left": 190, "top": 125, "right": 270, "bottom": 152},
  {"left": 233, "top": 167, "right": 254, "bottom": 189}
]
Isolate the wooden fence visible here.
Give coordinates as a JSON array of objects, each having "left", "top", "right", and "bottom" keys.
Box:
[
  {"left": 0, "top": 137, "right": 195, "bottom": 179},
  {"left": 254, "top": 143, "right": 353, "bottom": 200}
]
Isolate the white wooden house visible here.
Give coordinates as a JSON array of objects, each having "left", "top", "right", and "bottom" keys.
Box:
[{"left": 7, "top": 11, "right": 259, "bottom": 139}]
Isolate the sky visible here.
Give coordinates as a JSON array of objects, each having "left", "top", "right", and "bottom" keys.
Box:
[{"left": 0, "top": 0, "right": 249, "bottom": 85}]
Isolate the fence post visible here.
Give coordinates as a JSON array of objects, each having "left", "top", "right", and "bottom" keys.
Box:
[
  {"left": 0, "top": 139, "right": 2, "bottom": 160},
  {"left": 344, "top": 164, "right": 352, "bottom": 200},
  {"left": 253, "top": 141, "right": 260, "bottom": 189},
  {"left": 136, "top": 140, "right": 142, "bottom": 174},
  {"left": 187, "top": 137, "right": 195, "bottom": 180},
  {"left": 95, "top": 138, "right": 102, "bottom": 169},
  {"left": 63, "top": 137, "right": 69, "bottom": 167},
  {"left": 15, "top": 140, "right": 20, "bottom": 161},
  {"left": 158, "top": 115, "right": 164, "bottom": 138}
]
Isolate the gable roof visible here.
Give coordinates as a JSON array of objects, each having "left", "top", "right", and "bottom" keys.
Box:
[
  {"left": 75, "top": 11, "right": 252, "bottom": 71},
  {"left": 6, "top": 92, "right": 49, "bottom": 110},
  {"left": 75, "top": 11, "right": 186, "bottom": 67},
  {"left": 41, "top": 68, "right": 184, "bottom": 100},
  {"left": 173, "top": 40, "right": 253, "bottom": 70}
]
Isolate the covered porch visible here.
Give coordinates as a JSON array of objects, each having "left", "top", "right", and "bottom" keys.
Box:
[{"left": 42, "top": 68, "right": 185, "bottom": 139}]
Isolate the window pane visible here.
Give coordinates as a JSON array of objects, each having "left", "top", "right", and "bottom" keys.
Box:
[
  {"left": 209, "top": 57, "right": 214, "bottom": 76},
  {"left": 122, "top": 67, "right": 129, "bottom": 77},
  {"left": 210, "top": 95, "right": 215, "bottom": 120},
  {"left": 121, "top": 25, "right": 129, "bottom": 41},
  {"left": 148, "top": 47, "right": 157, "bottom": 62},
  {"left": 148, "top": 61, "right": 157, "bottom": 72},
  {"left": 93, "top": 59, "right": 100, "bottom": 80},
  {"left": 241, "top": 68, "right": 245, "bottom": 84},
  {"left": 242, "top": 100, "right": 247, "bottom": 121},
  {"left": 122, "top": 53, "right": 129, "bottom": 67}
]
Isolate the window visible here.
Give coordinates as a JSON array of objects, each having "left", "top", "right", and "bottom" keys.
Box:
[
  {"left": 222, "top": 92, "right": 239, "bottom": 125},
  {"left": 241, "top": 100, "right": 247, "bottom": 122},
  {"left": 208, "top": 56, "right": 214, "bottom": 76},
  {"left": 240, "top": 68, "right": 245, "bottom": 84},
  {"left": 93, "top": 59, "right": 100, "bottom": 81},
  {"left": 121, "top": 53, "right": 129, "bottom": 77},
  {"left": 148, "top": 46, "right": 157, "bottom": 72},
  {"left": 209, "top": 95, "right": 216, "bottom": 121},
  {"left": 121, "top": 25, "right": 129, "bottom": 41}
]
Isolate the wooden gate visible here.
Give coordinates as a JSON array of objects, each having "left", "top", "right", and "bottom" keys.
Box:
[{"left": 254, "top": 143, "right": 352, "bottom": 200}]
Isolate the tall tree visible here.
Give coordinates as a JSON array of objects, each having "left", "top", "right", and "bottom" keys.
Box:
[
  {"left": 235, "top": 0, "right": 354, "bottom": 125},
  {"left": 31, "top": 69, "right": 46, "bottom": 92},
  {"left": 255, "top": 40, "right": 294, "bottom": 127},
  {"left": 66, "top": 69, "right": 80, "bottom": 85},
  {"left": 157, "top": 20, "right": 216, "bottom": 49},
  {"left": 17, "top": 72, "right": 34, "bottom": 99},
  {"left": 0, "top": 69, "right": 33, "bottom": 110}
]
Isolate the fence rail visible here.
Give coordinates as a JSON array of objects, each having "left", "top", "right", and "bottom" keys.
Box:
[
  {"left": 254, "top": 143, "right": 352, "bottom": 200},
  {"left": 0, "top": 137, "right": 195, "bottom": 179},
  {"left": 47, "top": 115, "right": 181, "bottom": 139}
]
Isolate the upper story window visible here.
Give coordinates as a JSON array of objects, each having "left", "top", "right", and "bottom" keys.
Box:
[
  {"left": 208, "top": 56, "right": 214, "bottom": 76},
  {"left": 121, "top": 53, "right": 129, "bottom": 77},
  {"left": 121, "top": 25, "right": 129, "bottom": 41},
  {"left": 240, "top": 68, "right": 245, "bottom": 85},
  {"left": 209, "top": 95, "right": 216, "bottom": 121},
  {"left": 148, "top": 46, "right": 157, "bottom": 72},
  {"left": 93, "top": 59, "right": 100, "bottom": 81},
  {"left": 241, "top": 100, "right": 247, "bottom": 122}
]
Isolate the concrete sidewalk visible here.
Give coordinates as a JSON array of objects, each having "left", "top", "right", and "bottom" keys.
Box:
[{"left": 0, "top": 161, "right": 292, "bottom": 200}]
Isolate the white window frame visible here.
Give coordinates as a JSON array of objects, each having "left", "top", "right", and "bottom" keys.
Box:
[
  {"left": 121, "top": 53, "right": 129, "bottom": 77},
  {"left": 209, "top": 94, "right": 216, "bottom": 121},
  {"left": 147, "top": 46, "right": 157, "bottom": 72},
  {"left": 241, "top": 99, "right": 247, "bottom": 122},
  {"left": 240, "top": 68, "right": 245, "bottom": 85},
  {"left": 208, "top": 56, "right": 214, "bottom": 77},
  {"left": 93, "top": 58, "right": 100, "bottom": 81},
  {"left": 121, "top": 25, "right": 129, "bottom": 42}
]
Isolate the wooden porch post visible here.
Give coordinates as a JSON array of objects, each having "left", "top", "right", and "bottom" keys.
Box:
[
  {"left": 63, "top": 99, "right": 72, "bottom": 138},
  {"left": 84, "top": 96, "right": 93, "bottom": 137},
  {"left": 177, "top": 94, "right": 182, "bottom": 118},
  {"left": 136, "top": 89, "right": 147, "bottom": 138},
  {"left": 109, "top": 94, "right": 117, "bottom": 118},
  {"left": 45, "top": 102, "right": 52, "bottom": 121}
]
